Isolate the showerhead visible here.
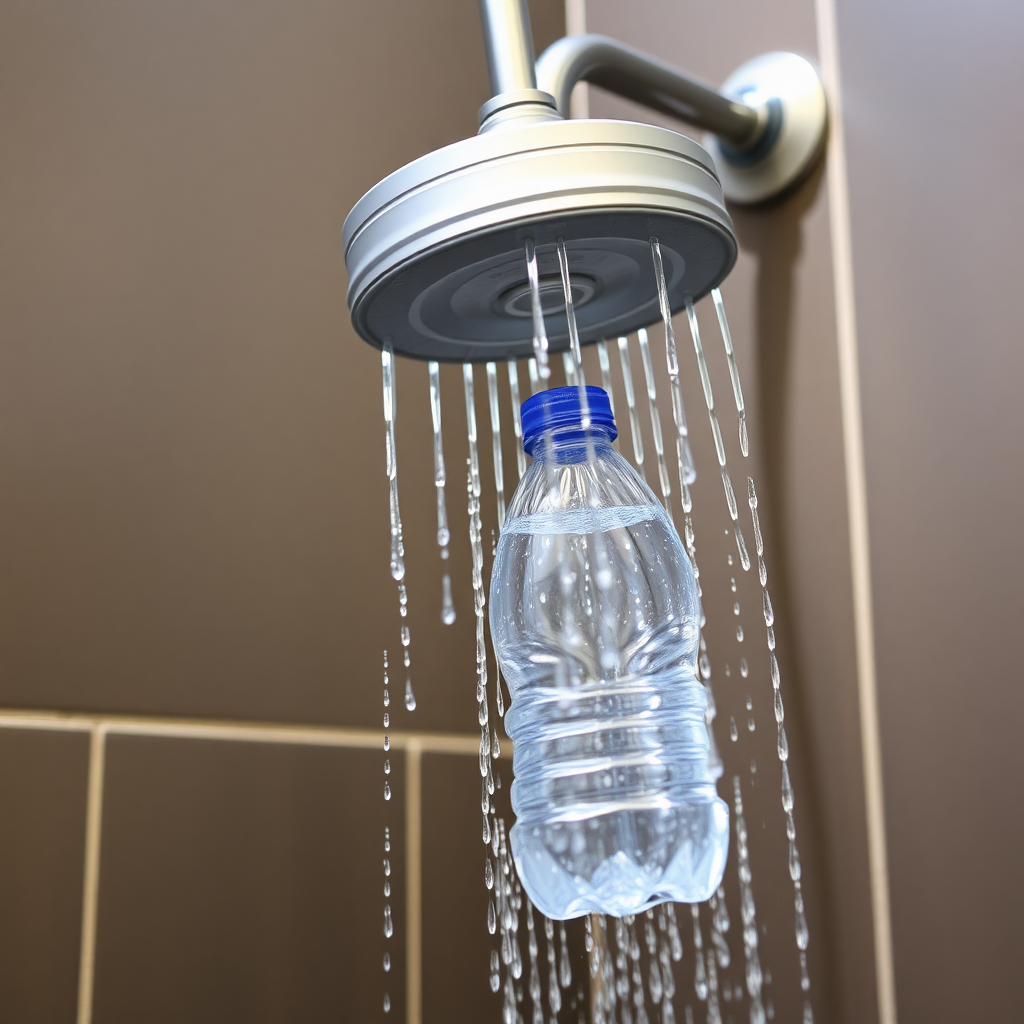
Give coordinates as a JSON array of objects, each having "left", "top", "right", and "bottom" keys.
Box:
[
  {"left": 343, "top": 115, "right": 736, "bottom": 363},
  {"left": 342, "top": 3, "right": 826, "bottom": 364}
]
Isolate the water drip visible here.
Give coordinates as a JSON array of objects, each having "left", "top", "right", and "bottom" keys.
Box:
[
  {"left": 524, "top": 239, "right": 550, "bottom": 380},
  {"left": 650, "top": 238, "right": 696, "bottom": 487},
  {"left": 637, "top": 328, "right": 673, "bottom": 517},
  {"left": 733, "top": 776, "right": 767, "bottom": 1024},
  {"left": 507, "top": 359, "right": 528, "bottom": 480},
  {"left": 711, "top": 287, "right": 749, "bottom": 457},
  {"left": 684, "top": 299, "right": 751, "bottom": 572},
  {"left": 486, "top": 362, "right": 507, "bottom": 528},
  {"left": 616, "top": 337, "right": 647, "bottom": 480}
]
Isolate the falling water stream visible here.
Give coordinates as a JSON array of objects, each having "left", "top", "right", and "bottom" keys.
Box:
[
  {"left": 650, "top": 239, "right": 696, "bottom": 490},
  {"left": 682, "top": 296, "right": 750, "bottom": 575},
  {"left": 597, "top": 340, "right": 615, "bottom": 413},
  {"left": 507, "top": 359, "right": 528, "bottom": 480},
  {"left": 428, "top": 361, "right": 456, "bottom": 626},
  {"left": 486, "top": 362, "right": 507, "bottom": 529},
  {"left": 733, "top": 776, "right": 767, "bottom": 1024},
  {"left": 375, "top": 237, "right": 816, "bottom": 1023},
  {"left": 637, "top": 328, "right": 673, "bottom": 517},
  {"left": 382, "top": 651, "right": 393, "bottom": 1014},
  {"left": 616, "top": 337, "right": 647, "bottom": 480}
]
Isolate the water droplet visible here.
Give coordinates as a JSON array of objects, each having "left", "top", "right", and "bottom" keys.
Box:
[
  {"left": 729, "top": 717, "right": 738, "bottom": 742},
  {"left": 740, "top": 658, "right": 749, "bottom": 678},
  {"left": 727, "top": 553, "right": 734, "bottom": 566},
  {"left": 795, "top": 907, "right": 809, "bottom": 951},
  {"left": 735, "top": 525, "right": 751, "bottom": 571},
  {"left": 383, "top": 735, "right": 390, "bottom": 751},
  {"left": 441, "top": 573, "right": 456, "bottom": 624},
  {"left": 730, "top": 577, "right": 737, "bottom": 593},
  {"left": 383, "top": 992, "right": 391, "bottom": 1013},
  {"left": 404, "top": 677, "right": 416, "bottom": 711},
  {"left": 383, "top": 951, "right": 390, "bottom": 972},
  {"left": 384, "top": 759, "right": 390, "bottom": 775},
  {"left": 383, "top": 689, "right": 390, "bottom": 708},
  {"left": 777, "top": 726, "right": 789, "bottom": 761},
  {"left": 383, "top": 781, "right": 391, "bottom": 801},
  {"left": 781, "top": 763, "right": 794, "bottom": 813},
  {"left": 733, "top": 602, "right": 741, "bottom": 616},
  {"left": 383, "top": 903, "right": 393, "bottom": 938},
  {"left": 789, "top": 841, "right": 802, "bottom": 881},
  {"left": 383, "top": 712, "right": 389, "bottom": 728},
  {"left": 488, "top": 899, "right": 497, "bottom": 934},
  {"left": 484, "top": 858, "right": 494, "bottom": 889},
  {"left": 384, "top": 879, "right": 390, "bottom": 897},
  {"left": 400, "top": 625, "right": 410, "bottom": 648},
  {"left": 748, "top": 717, "right": 756, "bottom": 732},
  {"left": 736, "top": 625, "right": 744, "bottom": 642},
  {"left": 489, "top": 949, "right": 501, "bottom": 993}
]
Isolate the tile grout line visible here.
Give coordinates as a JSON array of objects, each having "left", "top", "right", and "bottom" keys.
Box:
[
  {"left": 814, "top": 2, "right": 899, "bottom": 1023},
  {"left": 75, "top": 725, "right": 106, "bottom": 1024},
  {"left": 405, "top": 741, "right": 423, "bottom": 1024},
  {"left": 0, "top": 709, "right": 507, "bottom": 758}
]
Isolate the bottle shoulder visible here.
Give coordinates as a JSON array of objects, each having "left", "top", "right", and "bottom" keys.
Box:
[{"left": 506, "top": 445, "right": 660, "bottom": 522}]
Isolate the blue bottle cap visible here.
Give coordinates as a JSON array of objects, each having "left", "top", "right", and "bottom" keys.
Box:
[{"left": 521, "top": 386, "right": 617, "bottom": 455}]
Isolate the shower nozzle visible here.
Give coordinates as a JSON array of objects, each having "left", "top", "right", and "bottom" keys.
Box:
[{"left": 342, "top": 7, "right": 826, "bottom": 363}]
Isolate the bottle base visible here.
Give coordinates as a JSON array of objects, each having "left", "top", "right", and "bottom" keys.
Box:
[{"left": 510, "top": 798, "right": 730, "bottom": 921}]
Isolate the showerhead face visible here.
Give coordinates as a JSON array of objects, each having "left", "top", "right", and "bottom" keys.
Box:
[{"left": 343, "top": 118, "right": 736, "bottom": 363}]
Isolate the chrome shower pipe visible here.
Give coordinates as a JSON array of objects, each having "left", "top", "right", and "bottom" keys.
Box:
[
  {"left": 478, "top": 0, "right": 538, "bottom": 94},
  {"left": 536, "top": 34, "right": 766, "bottom": 151},
  {"left": 477, "top": 4, "right": 767, "bottom": 152},
  {"left": 477, "top": 0, "right": 562, "bottom": 129}
]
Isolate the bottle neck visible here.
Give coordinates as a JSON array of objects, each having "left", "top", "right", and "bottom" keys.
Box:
[{"left": 527, "top": 424, "right": 615, "bottom": 464}]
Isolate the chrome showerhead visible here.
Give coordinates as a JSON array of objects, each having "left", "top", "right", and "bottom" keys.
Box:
[
  {"left": 342, "top": 2, "right": 826, "bottom": 363},
  {"left": 343, "top": 116, "right": 736, "bottom": 363}
]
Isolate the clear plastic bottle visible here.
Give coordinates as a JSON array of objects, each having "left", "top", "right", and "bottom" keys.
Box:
[{"left": 490, "top": 385, "right": 728, "bottom": 920}]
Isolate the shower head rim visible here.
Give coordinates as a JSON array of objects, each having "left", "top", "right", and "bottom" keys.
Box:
[
  {"left": 344, "top": 117, "right": 736, "bottom": 363},
  {"left": 342, "top": 116, "right": 724, "bottom": 261},
  {"left": 349, "top": 204, "right": 737, "bottom": 363}
]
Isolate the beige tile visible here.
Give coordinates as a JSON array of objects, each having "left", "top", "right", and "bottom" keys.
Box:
[
  {"left": 0, "top": 728, "right": 89, "bottom": 1023},
  {"left": 93, "top": 736, "right": 402, "bottom": 1023}
]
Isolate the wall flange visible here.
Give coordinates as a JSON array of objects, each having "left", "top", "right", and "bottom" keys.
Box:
[{"left": 703, "top": 51, "right": 828, "bottom": 205}]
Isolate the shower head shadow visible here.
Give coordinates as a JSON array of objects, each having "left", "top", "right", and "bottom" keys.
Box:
[{"left": 342, "top": 3, "right": 827, "bottom": 364}]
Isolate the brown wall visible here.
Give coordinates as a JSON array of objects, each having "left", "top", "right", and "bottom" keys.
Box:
[
  {"left": 0, "top": 0, "right": 1019, "bottom": 1022},
  {"left": 0, "top": 2, "right": 570, "bottom": 1022},
  {"left": 836, "top": 1, "right": 1024, "bottom": 1020}
]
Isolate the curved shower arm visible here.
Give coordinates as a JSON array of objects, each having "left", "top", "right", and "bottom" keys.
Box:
[{"left": 536, "top": 34, "right": 764, "bottom": 149}]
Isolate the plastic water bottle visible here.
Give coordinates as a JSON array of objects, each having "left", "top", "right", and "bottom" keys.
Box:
[{"left": 490, "top": 385, "right": 729, "bottom": 920}]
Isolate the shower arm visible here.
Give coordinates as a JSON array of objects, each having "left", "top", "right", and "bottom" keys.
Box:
[
  {"left": 535, "top": 35, "right": 765, "bottom": 150},
  {"left": 477, "top": 1, "right": 764, "bottom": 150}
]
